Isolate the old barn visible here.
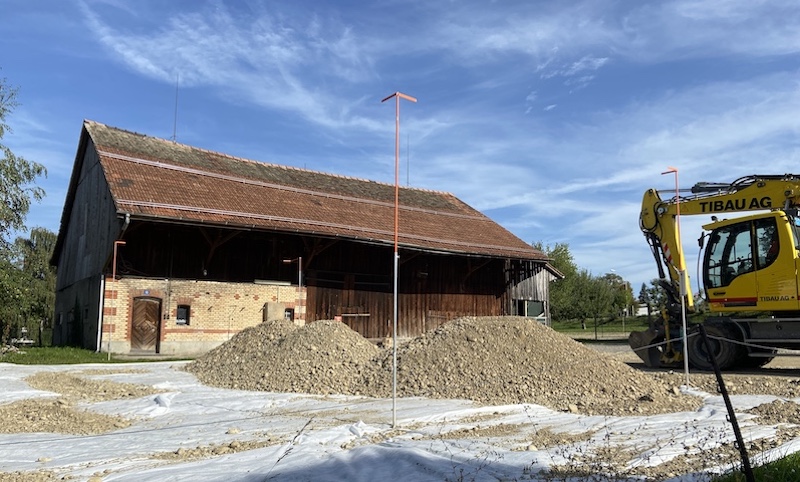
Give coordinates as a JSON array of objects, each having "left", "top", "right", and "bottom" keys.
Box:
[{"left": 51, "top": 120, "right": 560, "bottom": 356}]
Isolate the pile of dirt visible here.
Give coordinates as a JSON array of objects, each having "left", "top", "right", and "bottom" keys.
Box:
[
  {"left": 187, "top": 319, "right": 380, "bottom": 395},
  {"left": 367, "top": 316, "right": 701, "bottom": 414},
  {"left": 187, "top": 316, "right": 703, "bottom": 416},
  {"left": 25, "top": 371, "right": 159, "bottom": 402},
  {"left": 0, "top": 370, "right": 160, "bottom": 437}
]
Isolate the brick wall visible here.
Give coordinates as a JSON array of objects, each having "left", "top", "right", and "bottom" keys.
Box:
[{"left": 102, "top": 277, "right": 305, "bottom": 355}]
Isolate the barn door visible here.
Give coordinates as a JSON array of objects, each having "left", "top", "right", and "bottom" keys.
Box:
[{"left": 132, "top": 297, "right": 161, "bottom": 353}]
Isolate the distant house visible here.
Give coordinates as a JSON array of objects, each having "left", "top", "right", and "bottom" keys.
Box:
[{"left": 51, "top": 120, "right": 561, "bottom": 356}]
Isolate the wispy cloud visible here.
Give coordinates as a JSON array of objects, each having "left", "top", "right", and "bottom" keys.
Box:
[
  {"left": 620, "top": 1, "right": 800, "bottom": 59},
  {"left": 79, "top": 0, "right": 381, "bottom": 132},
  {"left": 8, "top": 0, "right": 800, "bottom": 289}
]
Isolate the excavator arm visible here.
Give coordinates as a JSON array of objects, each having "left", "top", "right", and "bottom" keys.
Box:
[{"left": 631, "top": 174, "right": 800, "bottom": 367}]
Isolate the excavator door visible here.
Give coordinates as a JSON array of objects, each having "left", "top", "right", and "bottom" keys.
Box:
[{"left": 702, "top": 212, "right": 800, "bottom": 312}]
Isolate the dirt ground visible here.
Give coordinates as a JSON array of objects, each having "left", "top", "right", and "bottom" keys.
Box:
[
  {"left": 591, "top": 337, "right": 800, "bottom": 372},
  {"left": 2, "top": 318, "right": 799, "bottom": 481}
]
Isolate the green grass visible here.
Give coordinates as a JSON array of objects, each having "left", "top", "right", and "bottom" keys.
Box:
[
  {"left": 0, "top": 346, "right": 186, "bottom": 364},
  {"left": 713, "top": 452, "right": 800, "bottom": 481},
  {"left": 551, "top": 317, "right": 650, "bottom": 339},
  {"left": 1, "top": 346, "right": 122, "bottom": 364}
]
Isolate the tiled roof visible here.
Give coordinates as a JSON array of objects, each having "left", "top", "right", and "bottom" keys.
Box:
[{"left": 84, "top": 120, "right": 546, "bottom": 260}]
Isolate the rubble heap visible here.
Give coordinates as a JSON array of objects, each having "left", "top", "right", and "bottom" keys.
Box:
[{"left": 186, "top": 316, "right": 702, "bottom": 415}]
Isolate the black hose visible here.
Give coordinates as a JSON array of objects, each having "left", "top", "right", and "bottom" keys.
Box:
[{"left": 698, "top": 323, "right": 754, "bottom": 482}]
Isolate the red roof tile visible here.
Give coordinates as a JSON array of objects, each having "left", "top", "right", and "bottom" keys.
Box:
[{"left": 85, "top": 120, "right": 546, "bottom": 260}]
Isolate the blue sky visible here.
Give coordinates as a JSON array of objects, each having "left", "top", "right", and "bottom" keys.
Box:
[{"left": 2, "top": 0, "right": 800, "bottom": 292}]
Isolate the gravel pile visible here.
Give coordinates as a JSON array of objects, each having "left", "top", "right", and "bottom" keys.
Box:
[
  {"left": 187, "top": 319, "right": 380, "bottom": 395},
  {"left": 186, "top": 318, "right": 297, "bottom": 391},
  {"left": 367, "top": 316, "right": 702, "bottom": 415},
  {"left": 187, "top": 316, "right": 702, "bottom": 416}
]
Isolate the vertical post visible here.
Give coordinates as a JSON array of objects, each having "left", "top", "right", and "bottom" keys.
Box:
[
  {"left": 109, "top": 240, "right": 126, "bottom": 361},
  {"left": 297, "top": 256, "right": 302, "bottom": 322},
  {"left": 662, "top": 167, "right": 690, "bottom": 386},
  {"left": 382, "top": 92, "right": 417, "bottom": 428},
  {"left": 283, "top": 257, "right": 303, "bottom": 321}
]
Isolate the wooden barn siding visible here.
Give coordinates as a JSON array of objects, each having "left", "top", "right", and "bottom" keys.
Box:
[
  {"left": 307, "top": 286, "right": 505, "bottom": 339},
  {"left": 53, "top": 141, "right": 126, "bottom": 348},
  {"left": 305, "top": 253, "right": 511, "bottom": 339},
  {"left": 57, "top": 193, "right": 544, "bottom": 344},
  {"left": 56, "top": 142, "right": 122, "bottom": 290},
  {"left": 508, "top": 265, "right": 553, "bottom": 300}
]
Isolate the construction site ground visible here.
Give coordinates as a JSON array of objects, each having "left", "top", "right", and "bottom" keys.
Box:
[{"left": 1, "top": 317, "right": 799, "bottom": 481}]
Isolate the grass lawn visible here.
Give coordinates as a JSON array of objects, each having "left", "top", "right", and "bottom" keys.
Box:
[
  {"left": 551, "top": 316, "right": 650, "bottom": 340},
  {"left": 712, "top": 452, "right": 800, "bottom": 481},
  {"left": 0, "top": 346, "right": 186, "bottom": 364}
]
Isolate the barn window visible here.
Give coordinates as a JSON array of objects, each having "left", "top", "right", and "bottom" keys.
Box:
[{"left": 176, "top": 305, "right": 190, "bottom": 325}]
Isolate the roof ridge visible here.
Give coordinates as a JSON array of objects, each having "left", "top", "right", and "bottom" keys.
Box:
[{"left": 83, "top": 119, "right": 455, "bottom": 197}]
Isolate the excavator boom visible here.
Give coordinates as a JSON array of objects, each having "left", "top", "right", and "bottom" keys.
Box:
[{"left": 631, "top": 174, "right": 800, "bottom": 369}]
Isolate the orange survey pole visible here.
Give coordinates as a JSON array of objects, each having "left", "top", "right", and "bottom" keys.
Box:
[
  {"left": 381, "top": 91, "right": 416, "bottom": 428},
  {"left": 381, "top": 92, "right": 417, "bottom": 253}
]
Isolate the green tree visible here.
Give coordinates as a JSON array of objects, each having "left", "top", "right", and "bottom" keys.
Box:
[
  {"left": 601, "top": 272, "right": 636, "bottom": 318},
  {"left": 585, "top": 273, "right": 614, "bottom": 329},
  {"left": 16, "top": 228, "right": 57, "bottom": 345},
  {"left": 639, "top": 282, "right": 652, "bottom": 320},
  {"left": 534, "top": 242, "right": 638, "bottom": 325},
  {"left": 0, "top": 251, "right": 25, "bottom": 343},
  {"left": 0, "top": 228, "right": 56, "bottom": 345},
  {"left": 533, "top": 241, "right": 580, "bottom": 322},
  {"left": 0, "top": 77, "right": 48, "bottom": 344},
  {"left": 533, "top": 241, "right": 577, "bottom": 278},
  {"left": 645, "top": 279, "right": 668, "bottom": 314},
  {"left": 0, "top": 78, "right": 46, "bottom": 250}
]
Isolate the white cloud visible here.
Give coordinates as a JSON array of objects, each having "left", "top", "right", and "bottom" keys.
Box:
[
  {"left": 78, "top": 0, "right": 382, "bottom": 133},
  {"left": 620, "top": 0, "right": 800, "bottom": 60},
  {"left": 9, "top": 0, "right": 800, "bottom": 291}
]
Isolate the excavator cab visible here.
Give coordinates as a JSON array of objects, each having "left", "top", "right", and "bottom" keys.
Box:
[{"left": 701, "top": 211, "right": 800, "bottom": 313}]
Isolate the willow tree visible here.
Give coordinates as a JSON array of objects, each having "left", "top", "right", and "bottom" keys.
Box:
[
  {"left": 0, "top": 77, "right": 48, "bottom": 343},
  {"left": 0, "top": 77, "right": 46, "bottom": 250}
]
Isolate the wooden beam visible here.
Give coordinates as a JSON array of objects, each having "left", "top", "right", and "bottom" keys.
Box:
[{"left": 200, "top": 227, "right": 240, "bottom": 269}]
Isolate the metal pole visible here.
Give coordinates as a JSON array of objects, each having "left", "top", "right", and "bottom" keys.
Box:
[
  {"left": 282, "top": 257, "right": 303, "bottom": 321},
  {"left": 298, "top": 256, "right": 302, "bottom": 322},
  {"left": 381, "top": 92, "right": 416, "bottom": 428},
  {"left": 662, "top": 167, "right": 690, "bottom": 386}
]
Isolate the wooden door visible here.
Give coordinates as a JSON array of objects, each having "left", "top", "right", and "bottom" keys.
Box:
[{"left": 132, "top": 297, "right": 161, "bottom": 352}]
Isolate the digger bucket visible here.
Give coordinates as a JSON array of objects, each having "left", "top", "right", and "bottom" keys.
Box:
[{"left": 628, "top": 328, "right": 662, "bottom": 368}]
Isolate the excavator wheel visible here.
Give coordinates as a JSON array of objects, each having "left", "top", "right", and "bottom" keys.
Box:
[
  {"left": 628, "top": 328, "right": 663, "bottom": 368},
  {"left": 687, "top": 321, "right": 745, "bottom": 371}
]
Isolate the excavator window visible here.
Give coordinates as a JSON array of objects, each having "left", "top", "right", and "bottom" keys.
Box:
[
  {"left": 705, "top": 216, "right": 781, "bottom": 288},
  {"left": 704, "top": 221, "right": 753, "bottom": 288},
  {"left": 755, "top": 218, "right": 778, "bottom": 269},
  {"left": 792, "top": 216, "right": 800, "bottom": 251}
]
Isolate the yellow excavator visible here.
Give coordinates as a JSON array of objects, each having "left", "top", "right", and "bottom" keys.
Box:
[{"left": 630, "top": 174, "right": 800, "bottom": 370}]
